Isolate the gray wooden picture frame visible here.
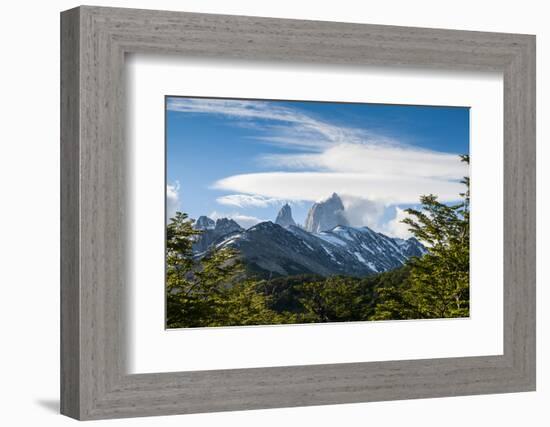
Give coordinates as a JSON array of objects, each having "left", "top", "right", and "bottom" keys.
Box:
[{"left": 60, "top": 5, "right": 536, "bottom": 421}]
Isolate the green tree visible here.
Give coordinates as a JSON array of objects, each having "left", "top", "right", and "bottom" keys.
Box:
[
  {"left": 297, "top": 277, "right": 365, "bottom": 323},
  {"left": 372, "top": 155, "right": 470, "bottom": 319},
  {"left": 366, "top": 266, "right": 420, "bottom": 320},
  {"left": 165, "top": 212, "right": 203, "bottom": 327},
  {"left": 219, "top": 279, "right": 296, "bottom": 326}
]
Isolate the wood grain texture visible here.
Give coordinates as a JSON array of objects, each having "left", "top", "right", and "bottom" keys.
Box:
[
  {"left": 60, "top": 5, "right": 536, "bottom": 420},
  {"left": 60, "top": 7, "right": 80, "bottom": 419}
]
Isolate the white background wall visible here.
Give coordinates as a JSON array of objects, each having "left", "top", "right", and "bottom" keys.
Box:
[{"left": 0, "top": 0, "right": 546, "bottom": 425}]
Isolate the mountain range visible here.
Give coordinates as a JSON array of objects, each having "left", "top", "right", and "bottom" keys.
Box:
[{"left": 192, "top": 193, "right": 426, "bottom": 278}]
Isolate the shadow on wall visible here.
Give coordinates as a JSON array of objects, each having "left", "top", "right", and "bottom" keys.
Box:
[{"left": 35, "top": 399, "right": 59, "bottom": 414}]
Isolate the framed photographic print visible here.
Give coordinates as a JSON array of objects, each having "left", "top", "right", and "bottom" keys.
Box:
[
  {"left": 164, "top": 96, "right": 469, "bottom": 329},
  {"left": 61, "top": 6, "right": 536, "bottom": 420}
]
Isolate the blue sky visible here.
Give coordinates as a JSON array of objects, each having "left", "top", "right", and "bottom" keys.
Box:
[{"left": 166, "top": 97, "right": 469, "bottom": 238}]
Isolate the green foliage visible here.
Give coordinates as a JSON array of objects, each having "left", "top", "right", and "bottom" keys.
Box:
[
  {"left": 260, "top": 274, "right": 324, "bottom": 313},
  {"left": 364, "top": 266, "right": 419, "bottom": 321},
  {"left": 216, "top": 279, "right": 296, "bottom": 326},
  {"left": 165, "top": 212, "right": 203, "bottom": 327},
  {"left": 260, "top": 268, "right": 411, "bottom": 323},
  {"left": 296, "top": 277, "right": 366, "bottom": 323},
  {"left": 372, "top": 155, "right": 470, "bottom": 319}
]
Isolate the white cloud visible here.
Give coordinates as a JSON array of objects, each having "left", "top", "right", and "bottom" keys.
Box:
[
  {"left": 169, "top": 98, "right": 468, "bottom": 206},
  {"left": 166, "top": 182, "right": 180, "bottom": 219},
  {"left": 214, "top": 139, "right": 467, "bottom": 207},
  {"left": 167, "top": 98, "right": 289, "bottom": 122},
  {"left": 209, "top": 211, "right": 266, "bottom": 230},
  {"left": 213, "top": 172, "right": 464, "bottom": 205},
  {"left": 381, "top": 207, "right": 414, "bottom": 239},
  {"left": 167, "top": 97, "right": 366, "bottom": 151},
  {"left": 340, "top": 195, "right": 386, "bottom": 229},
  {"left": 216, "top": 194, "right": 284, "bottom": 208},
  {"left": 264, "top": 142, "right": 466, "bottom": 180}
]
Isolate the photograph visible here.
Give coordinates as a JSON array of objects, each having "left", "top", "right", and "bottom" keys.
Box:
[{"left": 165, "top": 96, "right": 470, "bottom": 328}]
